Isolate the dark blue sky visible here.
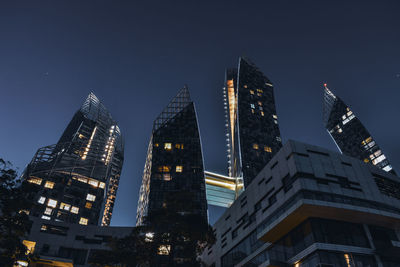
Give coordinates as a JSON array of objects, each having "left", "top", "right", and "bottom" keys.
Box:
[{"left": 1, "top": 1, "right": 399, "bottom": 226}]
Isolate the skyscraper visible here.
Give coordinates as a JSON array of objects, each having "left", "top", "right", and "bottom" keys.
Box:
[
  {"left": 323, "top": 84, "right": 396, "bottom": 175},
  {"left": 136, "top": 86, "right": 208, "bottom": 226},
  {"left": 223, "top": 57, "right": 282, "bottom": 187},
  {"left": 23, "top": 93, "right": 124, "bottom": 226}
]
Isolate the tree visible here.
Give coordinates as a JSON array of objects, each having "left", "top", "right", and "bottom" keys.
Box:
[
  {"left": 0, "top": 159, "right": 34, "bottom": 266},
  {"left": 89, "top": 192, "right": 215, "bottom": 267}
]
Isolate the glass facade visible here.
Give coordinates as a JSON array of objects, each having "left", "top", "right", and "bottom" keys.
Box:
[
  {"left": 323, "top": 84, "right": 396, "bottom": 175},
  {"left": 24, "top": 93, "right": 124, "bottom": 226},
  {"left": 222, "top": 218, "right": 377, "bottom": 267},
  {"left": 224, "top": 57, "right": 282, "bottom": 187},
  {"left": 136, "top": 86, "right": 208, "bottom": 225}
]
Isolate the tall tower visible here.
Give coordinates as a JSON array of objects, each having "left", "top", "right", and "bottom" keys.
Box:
[
  {"left": 136, "top": 86, "right": 208, "bottom": 226},
  {"left": 224, "top": 57, "right": 282, "bottom": 187},
  {"left": 23, "top": 93, "right": 124, "bottom": 226},
  {"left": 323, "top": 84, "right": 396, "bottom": 174}
]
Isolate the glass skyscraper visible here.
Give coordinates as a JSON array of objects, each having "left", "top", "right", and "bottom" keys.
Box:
[
  {"left": 136, "top": 86, "right": 208, "bottom": 226},
  {"left": 323, "top": 84, "right": 396, "bottom": 175},
  {"left": 23, "top": 93, "right": 124, "bottom": 226},
  {"left": 224, "top": 57, "right": 282, "bottom": 187}
]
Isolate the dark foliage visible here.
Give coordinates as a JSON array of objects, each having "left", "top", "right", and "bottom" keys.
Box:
[
  {"left": 89, "top": 192, "right": 215, "bottom": 267},
  {"left": 0, "top": 159, "right": 34, "bottom": 266}
]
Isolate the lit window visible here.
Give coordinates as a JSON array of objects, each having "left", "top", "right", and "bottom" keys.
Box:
[
  {"left": 41, "top": 215, "right": 51, "bottom": 220},
  {"left": 264, "top": 146, "right": 272, "bottom": 153},
  {"left": 253, "top": 144, "right": 259, "bottom": 150},
  {"left": 154, "top": 143, "right": 159, "bottom": 147},
  {"left": 86, "top": 194, "right": 96, "bottom": 202},
  {"left": 257, "top": 89, "right": 263, "bottom": 93},
  {"left": 372, "top": 154, "right": 386, "bottom": 165},
  {"left": 44, "top": 181, "right": 54, "bottom": 189},
  {"left": 344, "top": 253, "right": 351, "bottom": 267},
  {"left": 159, "top": 166, "right": 170, "bottom": 172},
  {"left": 85, "top": 202, "right": 92, "bottom": 209},
  {"left": 175, "top": 144, "right": 181, "bottom": 149},
  {"left": 78, "top": 134, "right": 85, "bottom": 139},
  {"left": 88, "top": 179, "right": 99, "bottom": 187},
  {"left": 273, "top": 114, "right": 278, "bottom": 119},
  {"left": 157, "top": 245, "right": 171, "bottom": 255},
  {"left": 163, "top": 173, "right": 172, "bottom": 181},
  {"left": 258, "top": 101, "right": 262, "bottom": 106},
  {"left": 38, "top": 196, "right": 46, "bottom": 204},
  {"left": 47, "top": 199, "right": 57, "bottom": 208},
  {"left": 44, "top": 207, "right": 52, "bottom": 215},
  {"left": 22, "top": 240, "right": 36, "bottom": 255},
  {"left": 364, "top": 158, "right": 369, "bottom": 163},
  {"left": 70, "top": 206, "right": 79, "bottom": 214},
  {"left": 249, "top": 89, "right": 254, "bottom": 94},
  {"left": 250, "top": 104, "right": 255, "bottom": 109},
  {"left": 274, "top": 120, "right": 278, "bottom": 124},
  {"left": 251, "top": 109, "right": 255, "bottom": 114},
  {"left": 79, "top": 217, "right": 88, "bottom": 225},
  {"left": 383, "top": 165, "right": 393, "bottom": 172},
  {"left": 261, "top": 111, "right": 264, "bottom": 116},
  {"left": 99, "top": 182, "right": 106, "bottom": 189},
  {"left": 257, "top": 93, "right": 262, "bottom": 96},
  {"left": 176, "top": 166, "right": 183, "bottom": 173},
  {"left": 244, "top": 85, "right": 248, "bottom": 88},
  {"left": 164, "top": 143, "right": 172, "bottom": 151},
  {"left": 40, "top": 225, "right": 47, "bottom": 231},
  {"left": 60, "top": 202, "right": 71, "bottom": 211},
  {"left": 28, "top": 177, "right": 42, "bottom": 185}
]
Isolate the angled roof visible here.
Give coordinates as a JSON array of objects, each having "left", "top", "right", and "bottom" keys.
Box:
[
  {"left": 322, "top": 83, "right": 338, "bottom": 126},
  {"left": 153, "top": 86, "right": 192, "bottom": 132}
]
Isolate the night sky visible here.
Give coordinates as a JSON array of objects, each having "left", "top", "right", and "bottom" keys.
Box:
[{"left": 1, "top": 1, "right": 399, "bottom": 226}]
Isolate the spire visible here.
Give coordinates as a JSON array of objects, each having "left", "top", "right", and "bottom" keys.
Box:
[
  {"left": 323, "top": 83, "right": 337, "bottom": 126},
  {"left": 153, "top": 86, "right": 193, "bottom": 132}
]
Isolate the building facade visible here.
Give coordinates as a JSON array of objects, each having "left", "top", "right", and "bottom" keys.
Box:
[
  {"left": 136, "top": 86, "right": 208, "bottom": 225},
  {"left": 201, "top": 140, "right": 400, "bottom": 267},
  {"left": 224, "top": 57, "right": 282, "bottom": 188},
  {"left": 23, "top": 93, "right": 124, "bottom": 226},
  {"left": 323, "top": 84, "right": 396, "bottom": 175}
]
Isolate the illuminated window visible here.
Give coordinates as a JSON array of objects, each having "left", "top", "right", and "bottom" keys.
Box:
[
  {"left": 251, "top": 109, "right": 255, "bottom": 114},
  {"left": 157, "top": 245, "right": 171, "bottom": 255},
  {"left": 261, "top": 111, "right": 264, "bottom": 116},
  {"left": 44, "top": 207, "right": 52, "bottom": 215},
  {"left": 99, "top": 182, "right": 106, "bottom": 189},
  {"left": 274, "top": 120, "right": 278, "bottom": 124},
  {"left": 253, "top": 144, "right": 259, "bottom": 150},
  {"left": 40, "top": 225, "right": 47, "bottom": 231},
  {"left": 273, "top": 114, "right": 278, "bottom": 119},
  {"left": 258, "top": 101, "right": 262, "bottom": 106},
  {"left": 164, "top": 143, "right": 172, "bottom": 151},
  {"left": 158, "top": 166, "right": 170, "bottom": 172},
  {"left": 257, "top": 93, "right": 262, "bottom": 96},
  {"left": 176, "top": 166, "right": 183, "bottom": 173},
  {"left": 22, "top": 240, "right": 36, "bottom": 255},
  {"left": 154, "top": 143, "right": 159, "bottom": 147},
  {"left": 86, "top": 194, "right": 96, "bottom": 202},
  {"left": 244, "top": 85, "right": 248, "bottom": 88},
  {"left": 175, "top": 143, "right": 184, "bottom": 149},
  {"left": 38, "top": 196, "right": 46, "bottom": 204},
  {"left": 41, "top": 215, "right": 51, "bottom": 220},
  {"left": 60, "top": 202, "right": 71, "bottom": 211},
  {"left": 85, "top": 202, "right": 92, "bottom": 209},
  {"left": 364, "top": 158, "right": 369, "bottom": 163},
  {"left": 71, "top": 206, "right": 79, "bottom": 214},
  {"left": 44, "top": 181, "right": 54, "bottom": 189},
  {"left": 47, "top": 199, "right": 57, "bottom": 208},
  {"left": 163, "top": 173, "right": 172, "bottom": 181},
  {"left": 250, "top": 104, "right": 255, "bottom": 109},
  {"left": 79, "top": 217, "right": 88, "bottom": 225},
  {"left": 28, "top": 177, "right": 42, "bottom": 185},
  {"left": 249, "top": 89, "right": 254, "bottom": 94},
  {"left": 264, "top": 146, "right": 272, "bottom": 153},
  {"left": 78, "top": 134, "right": 85, "bottom": 139},
  {"left": 344, "top": 253, "right": 351, "bottom": 267},
  {"left": 88, "top": 179, "right": 99, "bottom": 187},
  {"left": 257, "top": 89, "right": 263, "bottom": 93}
]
